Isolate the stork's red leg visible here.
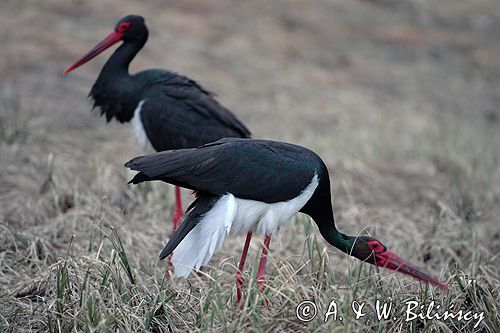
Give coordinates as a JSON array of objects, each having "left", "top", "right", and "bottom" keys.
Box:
[
  {"left": 173, "top": 186, "right": 183, "bottom": 231},
  {"left": 166, "top": 186, "right": 183, "bottom": 273},
  {"left": 236, "top": 232, "right": 253, "bottom": 305},
  {"left": 256, "top": 234, "right": 271, "bottom": 305}
]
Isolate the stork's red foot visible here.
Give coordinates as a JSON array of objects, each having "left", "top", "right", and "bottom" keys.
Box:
[
  {"left": 236, "top": 233, "right": 271, "bottom": 307},
  {"left": 256, "top": 234, "right": 271, "bottom": 307},
  {"left": 257, "top": 277, "right": 269, "bottom": 307},
  {"left": 236, "top": 232, "right": 253, "bottom": 306},
  {"left": 236, "top": 270, "right": 245, "bottom": 305},
  {"left": 172, "top": 186, "right": 183, "bottom": 232}
]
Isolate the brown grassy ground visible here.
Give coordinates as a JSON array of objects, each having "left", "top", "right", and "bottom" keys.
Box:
[{"left": 1, "top": 0, "right": 499, "bottom": 331}]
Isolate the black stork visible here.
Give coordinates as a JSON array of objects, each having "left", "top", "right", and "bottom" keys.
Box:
[
  {"left": 125, "top": 138, "right": 448, "bottom": 304},
  {"left": 64, "top": 15, "right": 251, "bottom": 233}
]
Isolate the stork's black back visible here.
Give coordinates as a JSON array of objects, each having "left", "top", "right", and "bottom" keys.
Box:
[{"left": 126, "top": 138, "right": 332, "bottom": 207}]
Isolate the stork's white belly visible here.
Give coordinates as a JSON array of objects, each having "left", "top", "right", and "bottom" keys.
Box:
[
  {"left": 232, "top": 174, "right": 319, "bottom": 236},
  {"left": 131, "top": 100, "right": 154, "bottom": 152},
  {"left": 171, "top": 174, "right": 319, "bottom": 277}
]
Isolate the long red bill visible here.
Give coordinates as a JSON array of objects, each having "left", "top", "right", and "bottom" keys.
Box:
[
  {"left": 375, "top": 250, "right": 448, "bottom": 290},
  {"left": 63, "top": 30, "right": 123, "bottom": 75}
]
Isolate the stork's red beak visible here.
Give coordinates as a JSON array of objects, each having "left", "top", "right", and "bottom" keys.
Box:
[
  {"left": 63, "top": 30, "right": 124, "bottom": 75},
  {"left": 375, "top": 250, "right": 448, "bottom": 289}
]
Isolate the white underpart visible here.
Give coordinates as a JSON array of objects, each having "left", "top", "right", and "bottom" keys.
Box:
[
  {"left": 172, "top": 174, "right": 319, "bottom": 278},
  {"left": 131, "top": 100, "right": 154, "bottom": 152}
]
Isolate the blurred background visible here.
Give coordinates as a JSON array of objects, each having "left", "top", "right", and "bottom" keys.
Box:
[{"left": 1, "top": 0, "right": 499, "bottom": 331}]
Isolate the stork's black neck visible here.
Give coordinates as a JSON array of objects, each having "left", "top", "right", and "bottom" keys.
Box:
[
  {"left": 300, "top": 165, "right": 352, "bottom": 254},
  {"left": 306, "top": 200, "right": 352, "bottom": 254},
  {"left": 101, "top": 37, "right": 147, "bottom": 76},
  {"left": 91, "top": 36, "right": 148, "bottom": 123}
]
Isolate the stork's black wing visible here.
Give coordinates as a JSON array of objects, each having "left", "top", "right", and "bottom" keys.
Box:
[
  {"left": 138, "top": 71, "right": 250, "bottom": 151},
  {"left": 125, "top": 138, "right": 320, "bottom": 203}
]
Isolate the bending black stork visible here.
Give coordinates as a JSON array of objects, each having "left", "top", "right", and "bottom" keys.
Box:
[
  {"left": 64, "top": 15, "right": 251, "bottom": 233},
  {"left": 125, "top": 138, "right": 448, "bottom": 304}
]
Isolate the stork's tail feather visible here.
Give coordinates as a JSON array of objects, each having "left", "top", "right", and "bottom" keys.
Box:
[
  {"left": 159, "top": 193, "right": 219, "bottom": 259},
  {"left": 124, "top": 148, "right": 210, "bottom": 187},
  {"left": 128, "top": 172, "right": 153, "bottom": 184},
  {"left": 168, "top": 193, "right": 237, "bottom": 278},
  {"left": 125, "top": 152, "right": 174, "bottom": 178}
]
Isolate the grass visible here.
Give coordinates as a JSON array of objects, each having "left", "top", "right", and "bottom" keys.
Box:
[
  {"left": 1, "top": 215, "right": 497, "bottom": 332},
  {"left": 1, "top": 0, "right": 500, "bottom": 331}
]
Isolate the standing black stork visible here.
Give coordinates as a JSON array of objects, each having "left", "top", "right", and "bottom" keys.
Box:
[
  {"left": 63, "top": 15, "right": 251, "bottom": 233},
  {"left": 125, "top": 138, "right": 448, "bottom": 304}
]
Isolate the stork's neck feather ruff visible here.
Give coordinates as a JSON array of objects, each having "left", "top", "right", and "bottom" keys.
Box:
[
  {"left": 90, "top": 55, "right": 138, "bottom": 123},
  {"left": 90, "top": 33, "right": 148, "bottom": 123}
]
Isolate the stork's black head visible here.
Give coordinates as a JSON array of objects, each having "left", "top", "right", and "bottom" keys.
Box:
[
  {"left": 114, "top": 15, "right": 148, "bottom": 44},
  {"left": 347, "top": 236, "right": 386, "bottom": 264},
  {"left": 64, "top": 14, "right": 148, "bottom": 75},
  {"left": 336, "top": 234, "right": 447, "bottom": 289}
]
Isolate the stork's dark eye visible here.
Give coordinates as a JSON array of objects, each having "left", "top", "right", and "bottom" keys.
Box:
[
  {"left": 367, "top": 240, "right": 383, "bottom": 252},
  {"left": 118, "top": 22, "right": 131, "bottom": 32}
]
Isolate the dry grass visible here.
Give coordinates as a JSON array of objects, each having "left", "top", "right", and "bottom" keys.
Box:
[{"left": 1, "top": 0, "right": 500, "bottom": 332}]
